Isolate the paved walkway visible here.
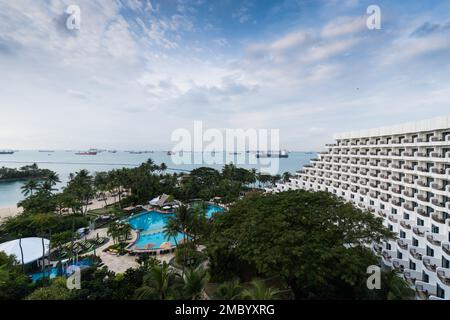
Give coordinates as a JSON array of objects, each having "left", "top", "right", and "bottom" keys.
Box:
[{"left": 86, "top": 227, "right": 174, "bottom": 274}]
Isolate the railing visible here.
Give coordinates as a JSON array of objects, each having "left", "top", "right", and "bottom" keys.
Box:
[
  {"left": 423, "top": 258, "right": 437, "bottom": 272},
  {"left": 417, "top": 180, "right": 428, "bottom": 187},
  {"left": 410, "top": 248, "right": 422, "bottom": 260},
  {"left": 397, "top": 239, "right": 408, "bottom": 250},
  {"left": 400, "top": 220, "right": 412, "bottom": 230},
  {"left": 431, "top": 213, "right": 446, "bottom": 224},
  {"left": 416, "top": 208, "right": 430, "bottom": 217},
  {"left": 388, "top": 215, "right": 398, "bottom": 223},
  {"left": 426, "top": 234, "right": 442, "bottom": 246},
  {"left": 413, "top": 227, "right": 425, "bottom": 237},
  {"left": 442, "top": 243, "right": 450, "bottom": 256},
  {"left": 437, "top": 269, "right": 450, "bottom": 286}
]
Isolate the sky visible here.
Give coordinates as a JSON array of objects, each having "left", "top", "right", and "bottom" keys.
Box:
[{"left": 0, "top": 0, "right": 450, "bottom": 151}]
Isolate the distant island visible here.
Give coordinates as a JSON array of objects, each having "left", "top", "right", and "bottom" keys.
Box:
[{"left": 0, "top": 163, "right": 54, "bottom": 182}]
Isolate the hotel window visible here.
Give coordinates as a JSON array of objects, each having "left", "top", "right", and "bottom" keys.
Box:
[
  {"left": 360, "top": 197, "right": 364, "bottom": 202},
  {"left": 431, "top": 224, "right": 439, "bottom": 234},
  {"left": 380, "top": 204, "right": 385, "bottom": 209},
  {"left": 397, "top": 251, "right": 402, "bottom": 259},
  {"left": 412, "top": 238, "right": 419, "bottom": 247},
  {"left": 409, "top": 260, "right": 416, "bottom": 270},
  {"left": 400, "top": 231, "right": 406, "bottom": 239},
  {"left": 370, "top": 200, "right": 374, "bottom": 206},
  {"left": 392, "top": 208, "right": 397, "bottom": 214},
  {"left": 388, "top": 224, "right": 393, "bottom": 232},
  {"left": 403, "top": 213, "right": 409, "bottom": 220},
  {"left": 350, "top": 194, "right": 354, "bottom": 199},
  {"left": 437, "top": 285, "right": 445, "bottom": 299},
  {"left": 386, "top": 243, "right": 391, "bottom": 250},
  {"left": 443, "top": 257, "right": 450, "bottom": 269},
  {"left": 426, "top": 246, "right": 434, "bottom": 257},
  {"left": 422, "top": 271, "right": 429, "bottom": 283},
  {"left": 417, "top": 218, "right": 424, "bottom": 226}
]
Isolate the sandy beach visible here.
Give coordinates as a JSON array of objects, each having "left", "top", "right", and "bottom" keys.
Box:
[
  {"left": 0, "top": 194, "right": 119, "bottom": 222},
  {"left": 0, "top": 205, "right": 23, "bottom": 221}
]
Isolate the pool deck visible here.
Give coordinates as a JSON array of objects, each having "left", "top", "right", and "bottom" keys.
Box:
[{"left": 84, "top": 227, "right": 174, "bottom": 273}]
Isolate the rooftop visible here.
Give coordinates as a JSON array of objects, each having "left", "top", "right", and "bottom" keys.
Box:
[{"left": 334, "top": 115, "right": 450, "bottom": 140}]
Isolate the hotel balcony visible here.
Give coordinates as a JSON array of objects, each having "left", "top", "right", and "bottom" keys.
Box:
[
  {"left": 415, "top": 281, "right": 437, "bottom": 300},
  {"left": 417, "top": 180, "right": 428, "bottom": 188},
  {"left": 403, "top": 190, "right": 414, "bottom": 198},
  {"left": 397, "top": 239, "right": 409, "bottom": 250},
  {"left": 413, "top": 226, "right": 426, "bottom": 237},
  {"left": 443, "top": 243, "right": 450, "bottom": 256},
  {"left": 416, "top": 194, "right": 428, "bottom": 202},
  {"left": 431, "top": 183, "right": 445, "bottom": 191},
  {"left": 392, "top": 259, "right": 408, "bottom": 271},
  {"left": 431, "top": 167, "right": 446, "bottom": 175},
  {"left": 377, "top": 210, "right": 387, "bottom": 218},
  {"left": 400, "top": 220, "right": 412, "bottom": 230},
  {"left": 431, "top": 136, "right": 443, "bottom": 142},
  {"left": 423, "top": 257, "right": 440, "bottom": 272},
  {"left": 426, "top": 233, "right": 444, "bottom": 247},
  {"left": 381, "top": 250, "right": 393, "bottom": 265},
  {"left": 416, "top": 208, "right": 430, "bottom": 219},
  {"left": 431, "top": 198, "right": 445, "bottom": 208},
  {"left": 392, "top": 199, "right": 402, "bottom": 207},
  {"left": 404, "top": 270, "right": 421, "bottom": 286},
  {"left": 403, "top": 203, "right": 414, "bottom": 211},
  {"left": 437, "top": 268, "right": 450, "bottom": 287},
  {"left": 409, "top": 248, "right": 423, "bottom": 260},
  {"left": 403, "top": 177, "right": 414, "bottom": 184},
  {"left": 380, "top": 195, "right": 390, "bottom": 202},
  {"left": 388, "top": 215, "right": 399, "bottom": 223},
  {"left": 403, "top": 165, "right": 414, "bottom": 171},
  {"left": 417, "top": 167, "right": 429, "bottom": 173},
  {"left": 372, "top": 243, "right": 382, "bottom": 254},
  {"left": 431, "top": 212, "right": 447, "bottom": 224}
]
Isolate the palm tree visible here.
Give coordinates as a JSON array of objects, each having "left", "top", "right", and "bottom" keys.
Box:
[
  {"left": 215, "top": 279, "right": 243, "bottom": 300},
  {"left": 163, "top": 218, "right": 180, "bottom": 247},
  {"left": 21, "top": 179, "right": 38, "bottom": 197},
  {"left": 143, "top": 262, "right": 173, "bottom": 300},
  {"left": 241, "top": 279, "right": 280, "bottom": 300},
  {"left": 383, "top": 270, "right": 415, "bottom": 300},
  {"left": 46, "top": 172, "right": 60, "bottom": 186},
  {"left": 107, "top": 222, "right": 121, "bottom": 244},
  {"left": 182, "top": 267, "right": 209, "bottom": 300}
]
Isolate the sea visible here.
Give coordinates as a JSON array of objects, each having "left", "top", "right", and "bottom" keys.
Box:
[{"left": 0, "top": 150, "right": 315, "bottom": 207}]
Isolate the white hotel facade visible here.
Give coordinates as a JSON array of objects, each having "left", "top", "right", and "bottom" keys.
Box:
[{"left": 271, "top": 116, "right": 450, "bottom": 300}]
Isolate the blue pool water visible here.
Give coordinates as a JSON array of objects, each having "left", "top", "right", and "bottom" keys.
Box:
[
  {"left": 128, "top": 211, "right": 174, "bottom": 231},
  {"left": 133, "top": 231, "right": 186, "bottom": 250},
  {"left": 206, "top": 204, "right": 224, "bottom": 218},
  {"left": 30, "top": 259, "right": 93, "bottom": 282}
]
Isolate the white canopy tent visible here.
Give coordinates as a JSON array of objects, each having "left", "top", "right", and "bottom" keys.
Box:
[{"left": 0, "top": 237, "right": 50, "bottom": 265}]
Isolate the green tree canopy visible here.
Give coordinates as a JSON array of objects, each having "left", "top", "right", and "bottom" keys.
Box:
[{"left": 207, "top": 190, "right": 394, "bottom": 299}]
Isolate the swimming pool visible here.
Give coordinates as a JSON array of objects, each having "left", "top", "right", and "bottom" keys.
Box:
[
  {"left": 205, "top": 204, "right": 225, "bottom": 218},
  {"left": 30, "top": 259, "right": 93, "bottom": 282},
  {"left": 133, "top": 231, "right": 186, "bottom": 250},
  {"left": 127, "top": 211, "right": 174, "bottom": 231}
]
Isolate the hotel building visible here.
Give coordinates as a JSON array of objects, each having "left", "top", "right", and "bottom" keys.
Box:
[{"left": 271, "top": 116, "right": 450, "bottom": 300}]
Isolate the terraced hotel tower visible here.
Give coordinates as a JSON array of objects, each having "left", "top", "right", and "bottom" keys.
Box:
[{"left": 271, "top": 116, "right": 450, "bottom": 300}]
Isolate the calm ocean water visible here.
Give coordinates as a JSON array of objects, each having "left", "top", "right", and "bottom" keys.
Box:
[{"left": 0, "top": 150, "right": 315, "bottom": 207}]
